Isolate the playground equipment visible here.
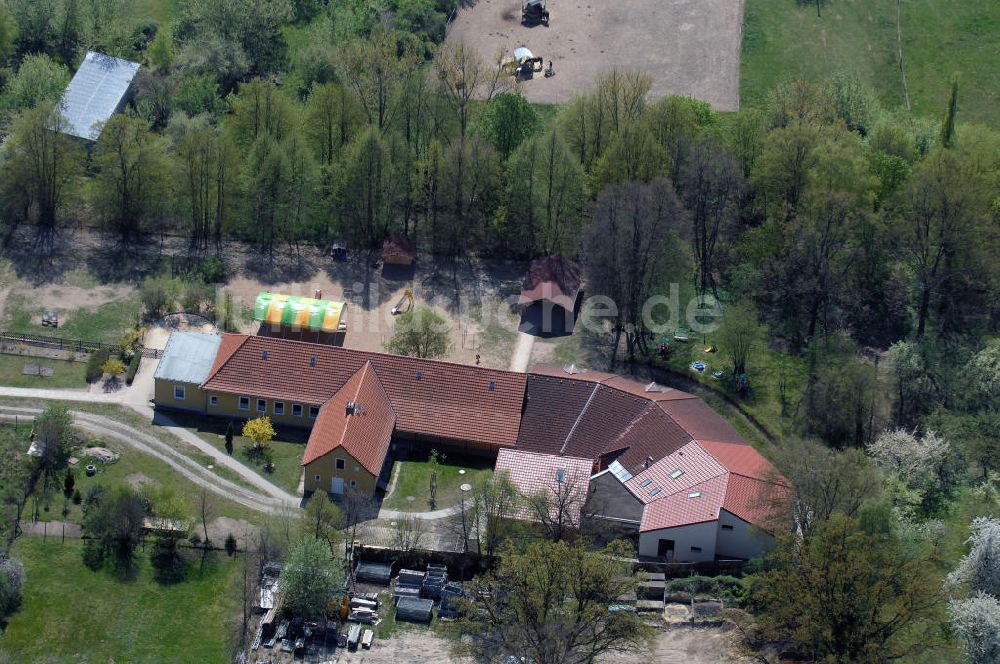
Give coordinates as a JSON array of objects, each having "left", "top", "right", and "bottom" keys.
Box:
[
  {"left": 391, "top": 289, "right": 414, "bottom": 315},
  {"left": 522, "top": 0, "right": 550, "bottom": 26},
  {"left": 501, "top": 47, "right": 545, "bottom": 79}
]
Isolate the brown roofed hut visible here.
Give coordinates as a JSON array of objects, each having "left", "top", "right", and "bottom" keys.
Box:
[{"left": 518, "top": 256, "right": 582, "bottom": 337}]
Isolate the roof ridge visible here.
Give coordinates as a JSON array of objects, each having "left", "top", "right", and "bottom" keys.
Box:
[
  {"left": 604, "top": 401, "right": 657, "bottom": 455},
  {"left": 656, "top": 400, "right": 696, "bottom": 442},
  {"left": 359, "top": 360, "right": 398, "bottom": 419},
  {"left": 560, "top": 383, "right": 600, "bottom": 454}
]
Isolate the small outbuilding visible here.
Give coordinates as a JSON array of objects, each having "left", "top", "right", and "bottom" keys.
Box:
[
  {"left": 381, "top": 235, "right": 417, "bottom": 266},
  {"left": 518, "top": 255, "right": 582, "bottom": 337},
  {"left": 59, "top": 51, "right": 140, "bottom": 141}
]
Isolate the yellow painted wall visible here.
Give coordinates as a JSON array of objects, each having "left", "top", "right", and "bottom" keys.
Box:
[
  {"left": 303, "top": 448, "right": 377, "bottom": 495},
  {"left": 153, "top": 380, "right": 207, "bottom": 413},
  {"left": 203, "top": 391, "right": 322, "bottom": 429}
]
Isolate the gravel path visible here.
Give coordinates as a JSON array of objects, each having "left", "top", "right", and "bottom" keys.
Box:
[
  {"left": 509, "top": 331, "right": 535, "bottom": 372},
  {"left": 0, "top": 404, "right": 295, "bottom": 514}
]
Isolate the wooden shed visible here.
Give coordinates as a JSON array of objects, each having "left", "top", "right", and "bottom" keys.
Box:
[{"left": 382, "top": 235, "right": 417, "bottom": 266}]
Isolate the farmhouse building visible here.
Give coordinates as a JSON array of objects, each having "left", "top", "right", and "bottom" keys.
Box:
[{"left": 154, "top": 331, "right": 789, "bottom": 561}]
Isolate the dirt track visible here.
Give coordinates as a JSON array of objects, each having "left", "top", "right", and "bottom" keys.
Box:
[{"left": 446, "top": 0, "right": 745, "bottom": 108}]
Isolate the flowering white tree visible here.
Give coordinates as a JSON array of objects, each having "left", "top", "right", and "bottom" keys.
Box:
[
  {"left": 867, "top": 428, "right": 951, "bottom": 498},
  {"left": 0, "top": 554, "right": 24, "bottom": 617},
  {"left": 949, "top": 593, "right": 1000, "bottom": 664},
  {"left": 948, "top": 518, "right": 1000, "bottom": 663}
]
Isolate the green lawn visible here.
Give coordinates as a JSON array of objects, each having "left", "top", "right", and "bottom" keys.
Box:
[
  {"left": 2, "top": 292, "right": 142, "bottom": 344},
  {"left": 382, "top": 452, "right": 493, "bottom": 512},
  {"left": 2, "top": 537, "right": 238, "bottom": 664},
  {"left": 165, "top": 412, "right": 307, "bottom": 495},
  {"left": 0, "top": 353, "right": 87, "bottom": 388},
  {"left": 741, "top": 0, "right": 1000, "bottom": 124}
]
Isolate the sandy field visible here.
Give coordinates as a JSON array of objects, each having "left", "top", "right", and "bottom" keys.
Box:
[{"left": 446, "top": 0, "right": 745, "bottom": 108}]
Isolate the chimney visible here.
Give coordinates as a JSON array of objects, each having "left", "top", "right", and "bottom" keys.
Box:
[
  {"left": 346, "top": 400, "right": 356, "bottom": 416},
  {"left": 643, "top": 456, "right": 653, "bottom": 469}
]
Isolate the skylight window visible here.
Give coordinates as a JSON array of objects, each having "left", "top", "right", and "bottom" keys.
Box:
[
  {"left": 670, "top": 469, "right": 684, "bottom": 479},
  {"left": 639, "top": 479, "right": 653, "bottom": 488},
  {"left": 649, "top": 487, "right": 662, "bottom": 497},
  {"left": 687, "top": 491, "right": 701, "bottom": 498}
]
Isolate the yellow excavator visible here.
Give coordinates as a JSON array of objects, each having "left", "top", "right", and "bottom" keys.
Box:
[
  {"left": 501, "top": 46, "right": 544, "bottom": 79},
  {"left": 391, "top": 289, "right": 414, "bottom": 315}
]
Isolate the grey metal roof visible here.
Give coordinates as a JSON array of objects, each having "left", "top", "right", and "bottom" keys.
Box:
[
  {"left": 59, "top": 51, "right": 140, "bottom": 141},
  {"left": 154, "top": 332, "right": 222, "bottom": 385}
]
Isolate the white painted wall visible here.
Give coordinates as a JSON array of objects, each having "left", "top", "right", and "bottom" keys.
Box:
[
  {"left": 715, "top": 510, "right": 773, "bottom": 560},
  {"left": 638, "top": 521, "right": 718, "bottom": 562}
]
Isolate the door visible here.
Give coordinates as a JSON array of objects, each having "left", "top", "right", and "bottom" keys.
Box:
[
  {"left": 331, "top": 477, "right": 344, "bottom": 495},
  {"left": 657, "top": 538, "right": 675, "bottom": 560}
]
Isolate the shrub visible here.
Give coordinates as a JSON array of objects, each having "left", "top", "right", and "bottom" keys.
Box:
[
  {"left": 86, "top": 349, "right": 110, "bottom": 383},
  {"left": 224, "top": 533, "right": 238, "bottom": 556},
  {"left": 72, "top": 489, "right": 82, "bottom": 505},
  {"left": 102, "top": 357, "right": 126, "bottom": 376},
  {"left": 139, "top": 277, "right": 172, "bottom": 319},
  {"left": 125, "top": 351, "right": 141, "bottom": 385},
  {"left": 200, "top": 256, "right": 227, "bottom": 284}
]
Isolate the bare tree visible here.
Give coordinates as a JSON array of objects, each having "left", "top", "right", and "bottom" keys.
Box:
[
  {"left": 526, "top": 471, "right": 589, "bottom": 542},
  {"left": 581, "top": 178, "right": 686, "bottom": 363},
  {"left": 472, "top": 471, "right": 521, "bottom": 561},
  {"left": 341, "top": 489, "right": 377, "bottom": 564},
  {"left": 392, "top": 514, "right": 426, "bottom": 554},
  {"left": 434, "top": 40, "right": 510, "bottom": 138},
  {"left": 196, "top": 485, "right": 216, "bottom": 548}
]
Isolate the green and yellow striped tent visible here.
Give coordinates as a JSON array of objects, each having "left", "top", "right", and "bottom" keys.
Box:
[{"left": 253, "top": 292, "right": 346, "bottom": 333}]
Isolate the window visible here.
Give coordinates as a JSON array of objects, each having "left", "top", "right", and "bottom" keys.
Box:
[
  {"left": 690, "top": 546, "right": 702, "bottom": 553},
  {"left": 687, "top": 491, "right": 701, "bottom": 498},
  {"left": 257, "top": 399, "right": 266, "bottom": 413},
  {"left": 336, "top": 459, "right": 346, "bottom": 470},
  {"left": 309, "top": 405, "right": 319, "bottom": 419},
  {"left": 292, "top": 404, "right": 303, "bottom": 417},
  {"left": 209, "top": 395, "right": 218, "bottom": 407},
  {"left": 239, "top": 396, "right": 250, "bottom": 411},
  {"left": 721, "top": 524, "right": 734, "bottom": 531},
  {"left": 350, "top": 480, "right": 357, "bottom": 489},
  {"left": 274, "top": 402, "right": 284, "bottom": 415},
  {"left": 670, "top": 469, "right": 684, "bottom": 479},
  {"left": 173, "top": 385, "right": 185, "bottom": 400},
  {"left": 314, "top": 475, "right": 321, "bottom": 482},
  {"left": 639, "top": 479, "right": 653, "bottom": 488},
  {"left": 649, "top": 487, "right": 662, "bottom": 497}
]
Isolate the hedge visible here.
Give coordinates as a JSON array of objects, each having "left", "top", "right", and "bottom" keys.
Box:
[
  {"left": 86, "top": 349, "right": 110, "bottom": 383},
  {"left": 125, "top": 352, "right": 141, "bottom": 385}
]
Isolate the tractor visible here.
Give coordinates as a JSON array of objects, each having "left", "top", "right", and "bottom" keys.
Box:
[
  {"left": 522, "top": 0, "right": 550, "bottom": 26},
  {"left": 500, "top": 46, "right": 545, "bottom": 79}
]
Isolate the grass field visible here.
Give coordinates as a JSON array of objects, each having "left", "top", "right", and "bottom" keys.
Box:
[
  {"left": 0, "top": 353, "right": 87, "bottom": 388},
  {"left": 2, "top": 537, "right": 238, "bottom": 663},
  {"left": 382, "top": 452, "right": 493, "bottom": 511},
  {"left": 168, "top": 412, "right": 307, "bottom": 495},
  {"left": 741, "top": 0, "right": 1000, "bottom": 125},
  {"left": 2, "top": 292, "right": 142, "bottom": 344}
]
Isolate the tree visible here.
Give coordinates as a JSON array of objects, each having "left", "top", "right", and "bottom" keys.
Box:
[
  {"left": 82, "top": 484, "right": 148, "bottom": 575},
  {"left": 336, "top": 128, "right": 404, "bottom": 248},
  {"left": 392, "top": 513, "right": 427, "bottom": 554},
  {"left": 764, "top": 439, "right": 881, "bottom": 537},
  {"left": 93, "top": 115, "right": 168, "bottom": 245},
  {"left": 477, "top": 92, "right": 540, "bottom": 160},
  {"left": 34, "top": 405, "right": 74, "bottom": 487},
  {"left": 303, "top": 81, "right": 360, "bottom": 166},
  {"left": 434, "top": 40, "right": 509, "bottom": 138},
  {"left": 102, "top": 357, "right": 125, "bottom": 376},
  {"left": 242, "top": 416, "right": 276, "bottom": 455},
  {"left": 716, "top": 300, "right": 765, "bottom": 388},
  {"left": 427, "top": 449, "right": 443, "bottom": 509},
  {"left": 505, "top": 130, "right": 587, "bottom": 256},
  {"left": 63, "top": 467, "right": 75, "bottom": 496},
  {"left": 949, "top": 593, "right": 1000, "bottom": 664},
  {"left": 581, "top": 178, "right": 686, "bottom": 362},
  {"left": 472, "top": 471, "right": 520, "bottom": 560},
  {"left": 139, "top": 277, "right": 172, "bottom": 319},
  {"left": 456, "top": 539, "right": 650, "bottom": 664},
  {"left": 679, "top": 138, "right": 745, "bottom": 299},
  {"left": 0, "top": 104, "right": 85, "bottom": 237},
  {"left": 940, "top": 79, "right": 958, "bottom": 149},
  {"left": 301, "top": 491, "right": 342, "bottom": 554},
  {"left": 227, "top": 79, "right": 296, "bottom": 146},
  {"left": 338, "top": 31, "right": 418, "bottom": 131},
  {"left": 0, "top": 554, "right": 24, "bottom": 619},
  {"left": 747, "top": 514, "right": 943, "bottom": 662},
  {"left": 281, "top": 538, "right": 344, "bottom": 619},
  {"left": 0, "top": 54, "right": 69, "bottom": 117},
  {"left": 867, "top": 428, "right": 955, "bottom": 515},
  {"left": 177, "top": 0, "right": 293, "bottom": 77},
  {"left": 224, "top": 421, "right": 234, "bottom": 455},
  {"left": 195, "top": 485, "right": 216, "bottom": 548},
  {"left": 386, "top": 308, "right": 450, "bottom": 359},
  {"left": 525, "top": 470, "right": 589, "bottom": 542},
  {"left": 949, "top": 517, "right": 1000, "bottom": 598},
  {"left": 0, "top": 5, "right": 16, "bottom": 63},
  {"left": 148, "top": 26, "right": 175, "bottom": 72}
]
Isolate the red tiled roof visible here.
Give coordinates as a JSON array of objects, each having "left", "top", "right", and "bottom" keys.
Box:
[
  {"left": 208, "top": 333, "right": 247, "bottom": 377},
  {"left": 625, "top": 441, "right": 727, "bottom": 505},
  {"left": 302, "top": 362, "right": 396, "bottom": 474},
  {"left": 639, "top": 475, "right": 729, "bottom": 531},
  {"left": 494, "top": 449, "right": 593, "bottom": 524},
  {"left": 561, "top": 385, "right": 651, "bottom": 459},
  {"left": 697, "top": 440, "right": 780, "bottom": 482},
  {"left": 516, "top": 374, "right": 599, "bottom": 455},
  {"left": 722, "top": 474, "right": 789, "bottom": 528},
  {"left": 657, "top": 399, "right": 743, "bottom": 444},
  {"left": 202, "top": 334, "right": 526, "bottom": 447},
  {"left": 518, "top": 256, "right": 582, "bottom": 310},
  {"left": 607, "top": 404, "right": 693, "bottom": 475}
]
